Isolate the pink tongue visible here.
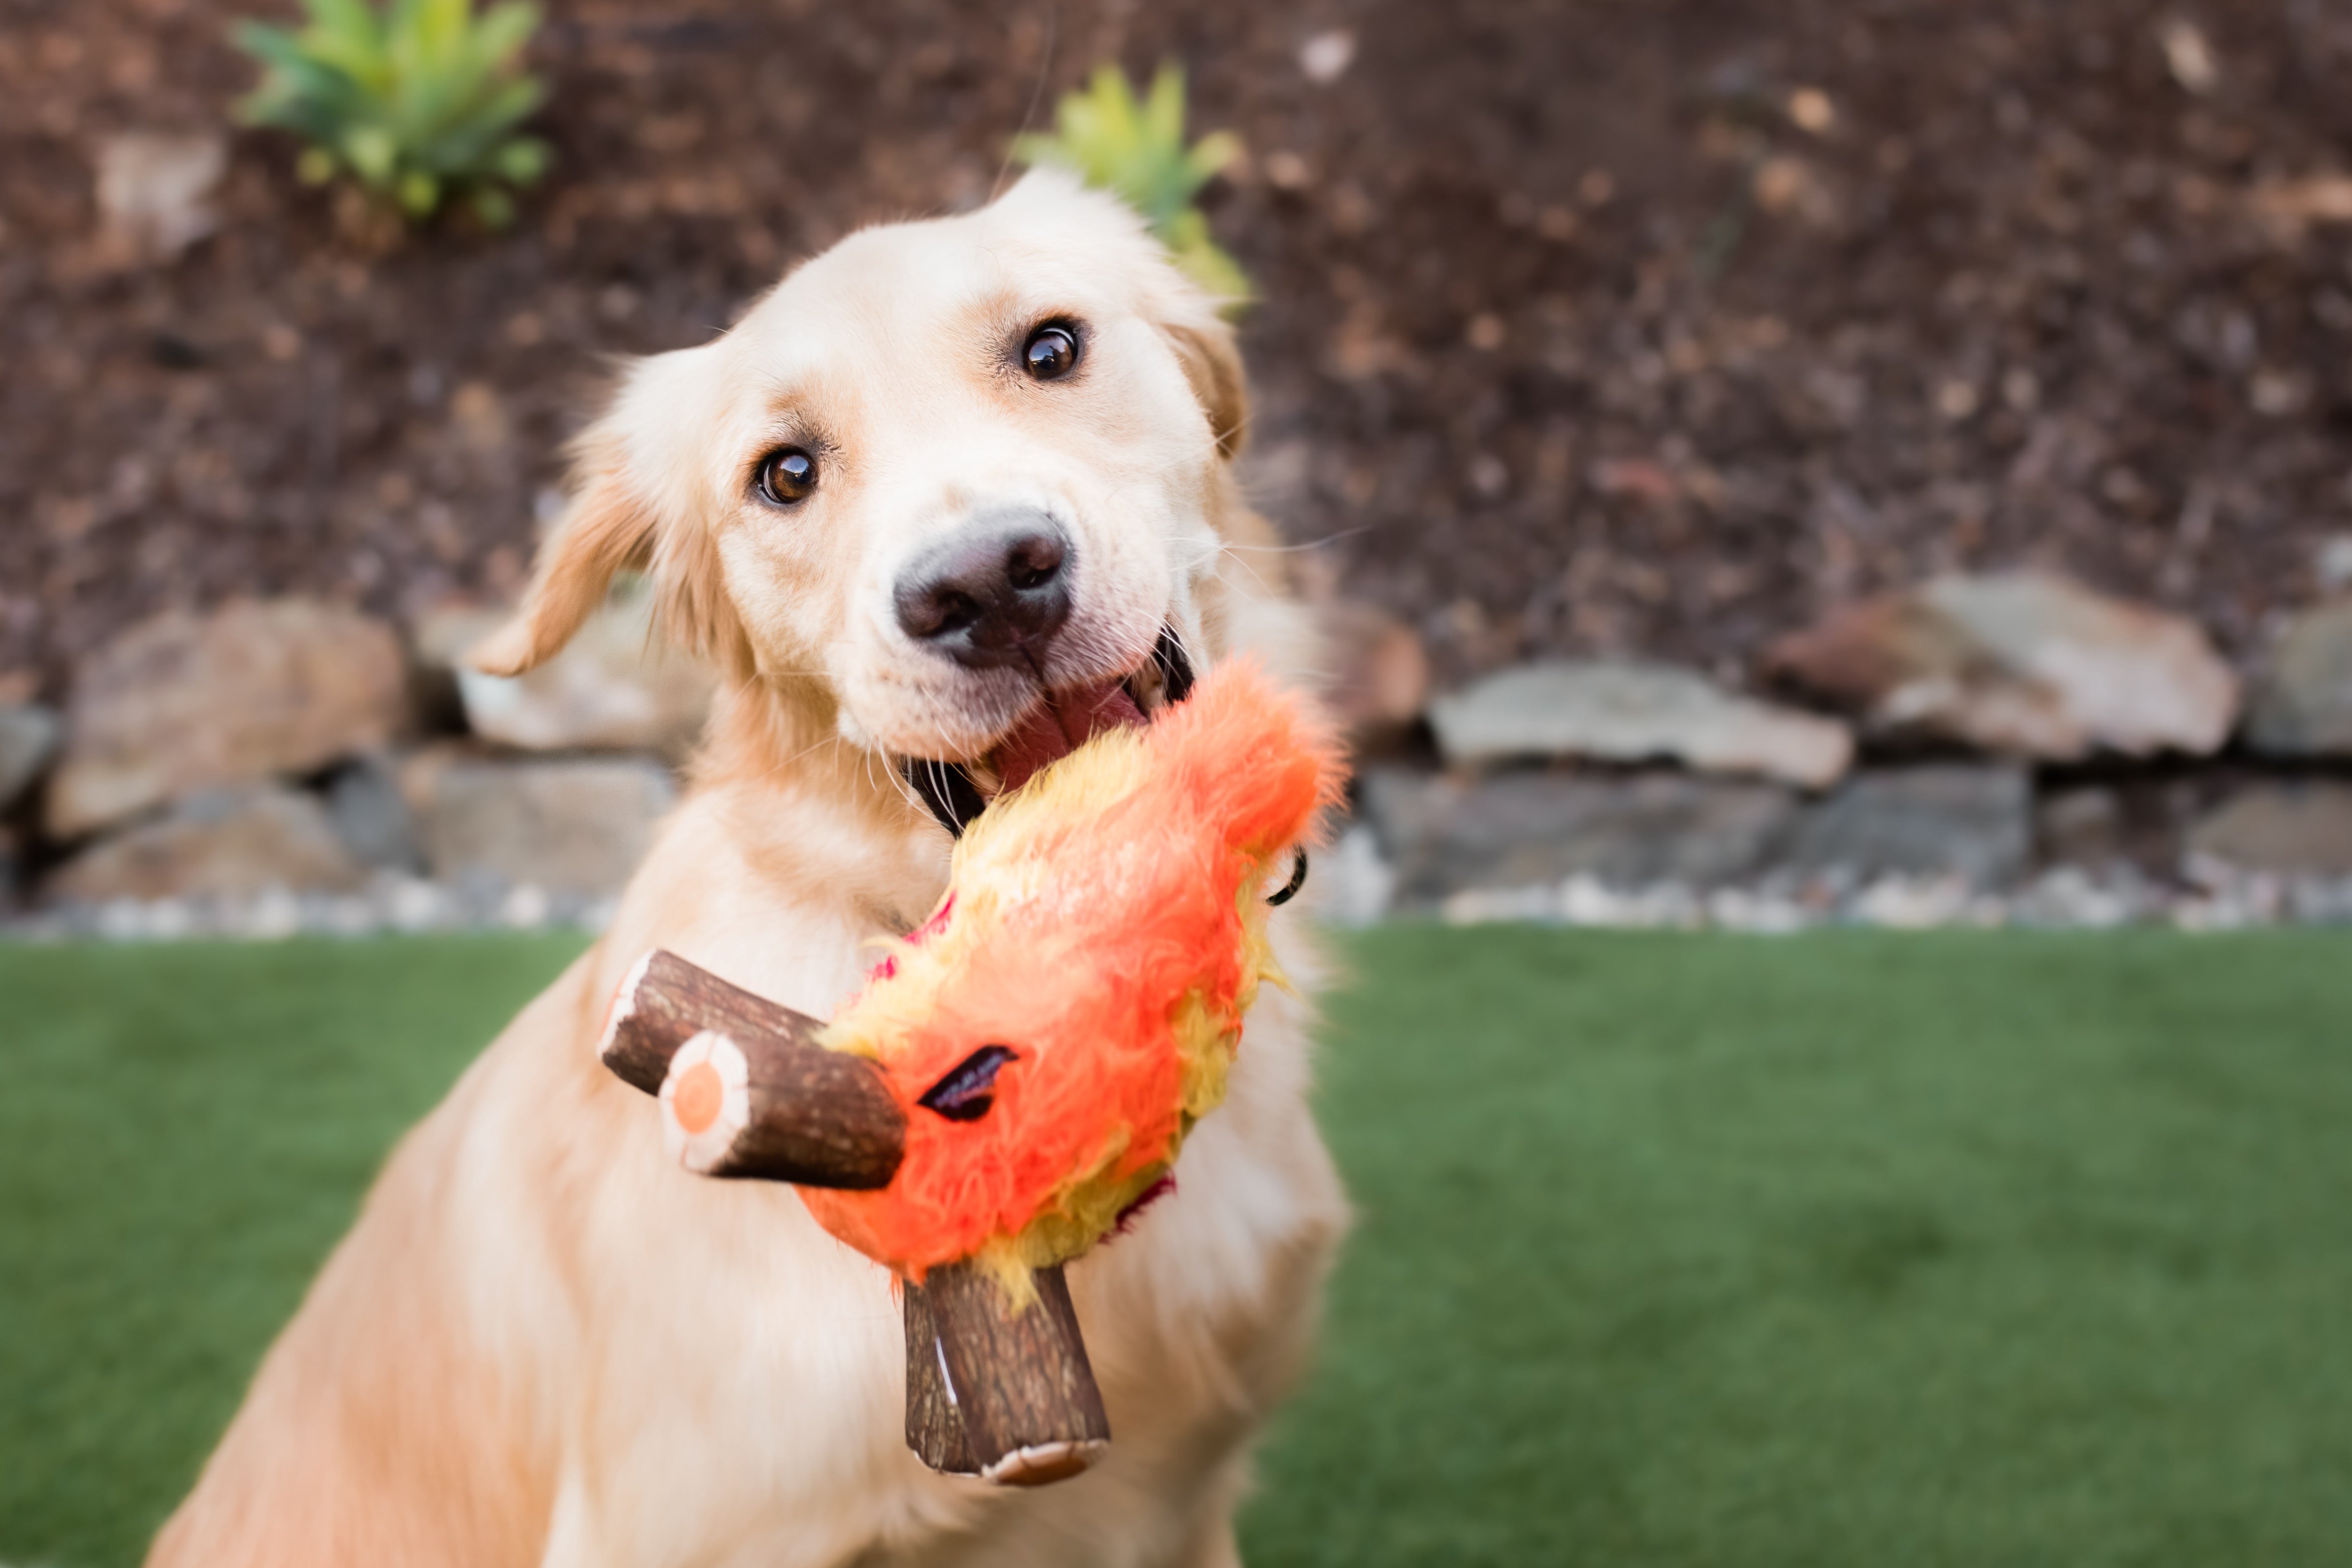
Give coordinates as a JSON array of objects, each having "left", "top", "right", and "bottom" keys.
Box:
[{"left": 995, "top": 680, "right": 1147, "bottom": 792}]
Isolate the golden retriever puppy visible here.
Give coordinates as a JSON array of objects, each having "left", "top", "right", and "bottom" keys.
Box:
[{"left": 147, "top": 169, "right": 1347, "bottom": 1568}]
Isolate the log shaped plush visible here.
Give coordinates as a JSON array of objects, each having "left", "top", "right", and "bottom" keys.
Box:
[
  {"left": 806, "top": 657, "right": 1345, "bottom": 1296},
  {"left": 598, "top": 658, "right": 1343, "bottom": 1485},
  {"left": 603, "top": 955, "right": 1112, "bottom": 1486}
]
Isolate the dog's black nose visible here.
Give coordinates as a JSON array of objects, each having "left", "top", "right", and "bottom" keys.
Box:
[{"left": 893, "top": 513, "right": 1074, "bottom": 668}]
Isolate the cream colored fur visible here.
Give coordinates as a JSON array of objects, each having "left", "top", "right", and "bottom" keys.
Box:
[{"left": 147, "top": 171, "right": 1346, "bottom": 1568}]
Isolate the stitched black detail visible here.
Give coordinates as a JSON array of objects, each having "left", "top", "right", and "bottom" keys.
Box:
[{"left": 917, "top": 1045, "right": 1020, "bottom": 1122}]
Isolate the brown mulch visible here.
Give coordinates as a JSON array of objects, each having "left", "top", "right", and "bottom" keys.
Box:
[{"left": 4, "top": 0, "right": 2350, "bottom": 704}]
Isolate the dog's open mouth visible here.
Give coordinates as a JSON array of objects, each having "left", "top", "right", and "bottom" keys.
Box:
[{"left": 902, "top": 628, "right": 1196, "bottom": 837}]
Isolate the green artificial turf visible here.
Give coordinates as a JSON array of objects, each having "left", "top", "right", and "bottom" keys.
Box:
[
  {"left": 0, "top": 936, "right": 589, "bottom": 1567},
  {"left": 1245, "top": 927, "right": 2352, "bottom": 1568},
  {"left": 3, "top": 929, "right": 2350, "bottom": 1566}
]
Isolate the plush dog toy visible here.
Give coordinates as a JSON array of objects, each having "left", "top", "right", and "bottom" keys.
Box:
[{"left": 599, "top": 658, "right": 1344, "bottom": 1483}]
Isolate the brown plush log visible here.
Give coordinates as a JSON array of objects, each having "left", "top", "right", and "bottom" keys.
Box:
[
  {"left": 601, "top": 949, "right": 905, "bottom": 1190},
  {"left": 903, "top": 1277, "right": 979, "bottom": 1477},
  {"left": 904, "top": 1261, "right": 1111, "bottom": 1487},
  {"left": 601, "top": 948, "right": 1110, "bottom": 1486}
]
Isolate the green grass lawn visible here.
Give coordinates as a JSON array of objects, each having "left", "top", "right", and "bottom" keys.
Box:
[{"left": 3, "top": 929, "right": 2349, "bottom": 1566}]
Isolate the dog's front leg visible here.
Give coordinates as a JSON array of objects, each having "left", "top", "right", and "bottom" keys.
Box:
[{"left": 1159, "top": 1485, "right": 1247, "bottom": 1568}]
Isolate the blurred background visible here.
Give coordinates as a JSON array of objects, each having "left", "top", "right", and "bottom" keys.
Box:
[
  {"left": 4, "top": 3, "right": 2352, "bottom": 1565},
  {"left": 2, "top": 0, "right": 2351, "bottom": 929}
]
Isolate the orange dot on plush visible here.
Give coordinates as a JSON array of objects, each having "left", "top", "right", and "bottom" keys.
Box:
[{"left": 672, "top": 1061, "right": 724, "bottom": 1135}]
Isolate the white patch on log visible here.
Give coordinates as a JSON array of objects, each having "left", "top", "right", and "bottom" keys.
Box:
[
  {"left": 659, "top": 1030, "right": 751, "bottom": 1172},
  {"left": 935, "top": 1338, "right": 959, "bottom": 1407},
  {"left": 598, "top": 948, "right": 658, "bottom": 1061},
  {"left": 980, "top": 1438, "right": 1109, "bottom": 1488}
]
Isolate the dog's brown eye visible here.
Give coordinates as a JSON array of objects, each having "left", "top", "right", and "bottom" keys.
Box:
[
  {"left": 1023, "top": 324, "right": 1080, "bottom": 382},
  {"left": 756, "top": 446, "right": 818, "bottom": 505}
]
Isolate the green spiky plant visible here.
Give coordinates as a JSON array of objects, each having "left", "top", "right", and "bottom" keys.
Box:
[
  {"left": 232, "top": 0, "right": 550, "bottom": 227},
  {"left": 1013, "top": 63, "right": 1250, "bottom": 310}
]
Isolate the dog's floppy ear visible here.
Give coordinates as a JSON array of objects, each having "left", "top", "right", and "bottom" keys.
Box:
[
  {"left": 1163, "top": 312, "right": 1249, "bottom": 463},
  {"left": 469, "top": 425, "right": 655, "bottom": 677},
  {"left": 471, "top": 346, "right": 746, "bottom": 679}
]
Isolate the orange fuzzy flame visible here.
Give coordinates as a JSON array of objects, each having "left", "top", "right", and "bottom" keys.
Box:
[{"left": 802, "top": 659, "right": 1345, "bottom": 1287}]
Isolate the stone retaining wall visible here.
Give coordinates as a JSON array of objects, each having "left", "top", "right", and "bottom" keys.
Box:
[{"left": 4, "top": 568, "right": 2347, "bottom": 938}]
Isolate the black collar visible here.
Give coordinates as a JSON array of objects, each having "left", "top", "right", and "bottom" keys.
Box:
[{"left": 898, "top": 629, "right": 1197, "bottom": 839}]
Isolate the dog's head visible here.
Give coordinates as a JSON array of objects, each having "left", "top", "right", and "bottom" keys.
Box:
[{"left": 475, "top": 170, "right": 1249, "bottom": 794}]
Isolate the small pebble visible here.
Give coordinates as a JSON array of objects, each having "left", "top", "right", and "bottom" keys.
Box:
[{"left": 1298, "top": 30, "right": 1356, "bottom": 85}]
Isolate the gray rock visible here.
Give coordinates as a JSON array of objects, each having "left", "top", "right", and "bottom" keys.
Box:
[
  {"left": 49, "top": 599, "right": 411, "bottom": 837},
  {"left": 2186, "top": 783, "right": 2352, "bottom": 877},
  {"left": 1360, "top": 767, "right": 1800, "bottom": 905},
  {"left": 1428, "top": 660, "right": 1852, "bottom": 788},
  {"left": 0, "top": 705, "right": 61, "bottom": 810},
  {"left": 402, "top": 752, "right": 677, "bottom": 898},
  {"left": 412, "top": 584, "right": 715, "bottom": 759},
  {"left": 325, "top": 754, "right": 424, "bottom": 872},
  {"left": 2036, "top": 786, "right": 2126, "bottom": 867},
  {"left": 2245, "top": 601, "right": 2352, "bottom": 756},
  {"left": 2319, "top": 536, "right": 2352, "bottom": 596},
  {"left": 1780, "top": 764, "right": 2034, "bottom": 887},
  {"left": 1315, "top": 600, "right": 1430, "bottom": 740},
  {"left": 1766, "top": 572, "right": 2239, "bottom": 760},
  {"left": 44, "top": 787, "right": 368, "bottom": 904},
  {"left": 95, "top": 131, "right": 227, "bottom": 261}
]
